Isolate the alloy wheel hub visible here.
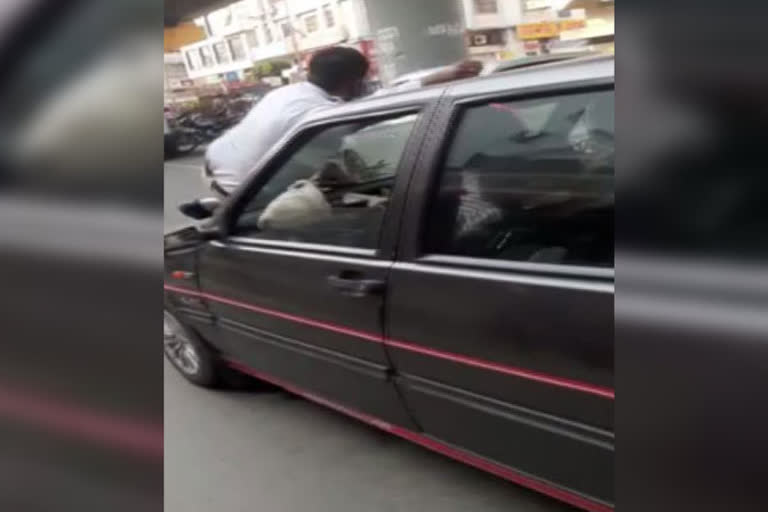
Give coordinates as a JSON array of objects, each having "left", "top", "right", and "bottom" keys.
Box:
[{"left": 164, "top": 312, "right": 200, "bottom": 375}]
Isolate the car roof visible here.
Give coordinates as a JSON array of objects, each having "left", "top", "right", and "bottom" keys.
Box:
[
  {"left": 492, "top": 51, "right": 602, "bottom": 72},
  {"left": 447, "top": 54, "right": 613, "bottom": 98},
  {"left": 300, "top": 54, "right": 614, "bottom": 125},
  {"left": 390, "top": 66, "right": 450, "bottom": 86}
]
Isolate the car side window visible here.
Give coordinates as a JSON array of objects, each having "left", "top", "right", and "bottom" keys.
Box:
[
  {"left": 425, "top": 90, "right": 614, "bottom": 267},
  {"left": 233, "top": 113, "right": 419, "bottom": 249}
]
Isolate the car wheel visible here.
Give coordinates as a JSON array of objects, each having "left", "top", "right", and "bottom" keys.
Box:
[
  {"left": 164, "top": 310, "right": 219, "bottom": 387},
  {"left": 164, "top": 309, "right": 260, "bottom": 389}
]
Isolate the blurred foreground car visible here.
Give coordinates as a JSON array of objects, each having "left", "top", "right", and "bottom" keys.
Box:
[{"left": 165, "top": 56, "right": 615, "bottom": 512}]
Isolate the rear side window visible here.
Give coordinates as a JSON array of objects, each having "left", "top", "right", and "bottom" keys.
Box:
[{"left": 425, "top": 90, "right": 614, "bottom": 267}]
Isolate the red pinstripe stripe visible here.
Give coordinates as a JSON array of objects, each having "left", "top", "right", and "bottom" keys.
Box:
[
  {"left": 226, "top": 359, "right": 613, "bottom": 512},
  {"left": 164, "top": 284, "right": 381, "bottom": 342},
  {"left": 165, "top": 284, "right": 614, "bottom": 399},
  {"left": 385, "top": 338, "right": 614, "bottom": 399}
]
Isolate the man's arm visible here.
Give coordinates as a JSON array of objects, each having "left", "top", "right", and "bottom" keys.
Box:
[
  {"left": 374, "top": 59, "right": 484, "bottom": 97},
  {"left": 419, "top": 60, "right": 484, "bottom": 86}
]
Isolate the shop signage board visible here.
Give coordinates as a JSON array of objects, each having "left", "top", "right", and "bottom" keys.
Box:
[
  {"left": 517, "top": 19, "right": 587, "bottom": 40},
  {"left": 517, "top": 21, "right": 559, "bottom": 40}
]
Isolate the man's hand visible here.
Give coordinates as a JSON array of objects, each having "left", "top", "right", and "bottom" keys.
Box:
[{"left": 421, "top": 59, "right": 483, "bottom": 86}]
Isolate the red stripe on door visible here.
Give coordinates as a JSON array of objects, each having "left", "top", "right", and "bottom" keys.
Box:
[
  {"left": 385, "top": 338, "right": 614, "bottom": 399},
  {"left": 164, "top": 284, "right": 382, "bottom": 342},
  {"left": 165, "top": 284, "right": 613, "bottom": 399}
]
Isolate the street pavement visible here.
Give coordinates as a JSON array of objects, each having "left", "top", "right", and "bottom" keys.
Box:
[{"left": 163, "top": 152, "right": 575, "bottom": 512}]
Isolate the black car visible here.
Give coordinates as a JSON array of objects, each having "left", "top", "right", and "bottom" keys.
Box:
[{"left": 164, "top": 55, "right": 614, "bottom": 512}]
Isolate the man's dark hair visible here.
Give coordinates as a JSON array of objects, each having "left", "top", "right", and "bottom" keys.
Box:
[{"left": 308, "top": 46, "right": 369, "bottom": 93}]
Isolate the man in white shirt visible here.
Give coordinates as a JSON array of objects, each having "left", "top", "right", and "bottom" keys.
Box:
[{"left": 204, "top": 46, "right": 481, "bottom": 193}]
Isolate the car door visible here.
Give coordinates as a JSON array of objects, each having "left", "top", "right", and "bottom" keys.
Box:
[
  {"left": 386, "top": 84, "right": 615, "bottom": 508},
  {"left": 195, "top": 107, "right": 429, "bottom": 429}
]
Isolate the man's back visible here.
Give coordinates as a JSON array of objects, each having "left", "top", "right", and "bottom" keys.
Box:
[
  {"left": 205, "top": 81, "right": 337, "bottom": 186},
  {"left": 203, "top": 48, "right": 479, "bottom": 194}
]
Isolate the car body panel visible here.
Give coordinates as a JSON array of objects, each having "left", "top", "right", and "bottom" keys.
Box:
[
  {"left": 381, "top": 68, "right": 614, "bottom": 504},
  {"left": 385, "top": 262, "right": 614, "bottom": 501},
  {"left": 195, "top": 240, "right": 419, "bottom": 429}
]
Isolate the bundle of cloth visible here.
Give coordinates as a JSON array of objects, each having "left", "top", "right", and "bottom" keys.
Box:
[{"left": 256, "top": 157, "right": 388, "bottom": 231}]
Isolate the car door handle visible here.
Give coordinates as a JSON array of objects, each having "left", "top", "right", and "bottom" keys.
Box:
[{"left": 327, "top": 274, "right": 385, "bottom": 297}]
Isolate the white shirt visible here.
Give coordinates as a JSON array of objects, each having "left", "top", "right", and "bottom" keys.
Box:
[
  {"left": 205, "top": 80, "right": 420, "bottom": 190},
  {"left": 205, "top": 81, "right": 339, "bottom": 188}
]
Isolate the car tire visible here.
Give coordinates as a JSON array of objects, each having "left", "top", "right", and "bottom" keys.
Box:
[
  {"left": 164, "top": 309, "right": 260, "bottom": 389},
  {"left": 164, "top": 309, "right": 220, "bottom": 387}
]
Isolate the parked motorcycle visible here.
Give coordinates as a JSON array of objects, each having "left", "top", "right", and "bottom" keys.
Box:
[
  {"left": 164, "top": 111, "right": 233, "bottom": 158},
  {"left": 177, "top": 111, "right": 228, "bottom": 140},
  {"left": 164, "top": 93, "right": 261, "bottom": 159}
]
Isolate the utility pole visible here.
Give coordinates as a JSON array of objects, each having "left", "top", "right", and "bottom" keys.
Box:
[
  {"left": 282, "top": 0, "right": 303, "bottom": 70},
  {"left": 253, "top": 0, "right": 303, "bottom": 79},
  {"left": 203, "top": 13, "right": 214, "bottom": 38}
]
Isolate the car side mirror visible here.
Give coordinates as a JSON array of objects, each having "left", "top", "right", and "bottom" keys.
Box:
[{"left": 179, "top": 197, "right": 221, "bottom": 220}]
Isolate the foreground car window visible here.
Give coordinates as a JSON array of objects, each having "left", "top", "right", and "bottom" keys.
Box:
[
  {"left": 234, "top": 113, "right": 418, "bottom": 248},
  {"left": 425, "top": 90, "right": 614, "bottom": 267}
]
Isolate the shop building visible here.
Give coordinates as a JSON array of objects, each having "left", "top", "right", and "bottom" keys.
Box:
[
  {"left": 179, "top": 0, "right": 374, "bottom": 84},
  {"left": 552, "top": 0, "right": 614, "bottom": 54},
  {"left": 164, "top": 22, "right": 207, "bottom": 105},
  {"left": 461, "top": 0, "right": 614, "bottom": 63},
  {"left": 460, "top": 0, "right": 524, "bottom": 64}
]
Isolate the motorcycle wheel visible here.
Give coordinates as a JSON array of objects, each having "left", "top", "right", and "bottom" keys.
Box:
[{"left": 175, "top": 131, "right": 200, "bottom": 155}]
